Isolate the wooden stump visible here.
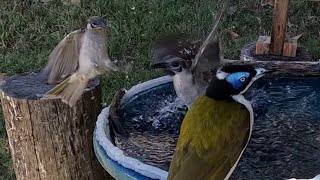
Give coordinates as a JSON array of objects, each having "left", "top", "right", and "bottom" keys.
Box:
[
  {"left": 0, "top": 71, "right": 110, "bottom": 180},
  {"left": 256, "top": 36, "right": 271, "bottom": 55},
  {"left": 283, "top": 40, "right": 298, "bottom": 57}
]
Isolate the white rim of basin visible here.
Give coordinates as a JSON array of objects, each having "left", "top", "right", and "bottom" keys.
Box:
[{"left": 95, "top": 75, "right": 173, "bottom": 180}]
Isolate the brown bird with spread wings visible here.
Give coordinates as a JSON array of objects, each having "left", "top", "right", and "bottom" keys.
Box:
[{"left": 42, "top": 16, "right": 119, "bottom": 107}]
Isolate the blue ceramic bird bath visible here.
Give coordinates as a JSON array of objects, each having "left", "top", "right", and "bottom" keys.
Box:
[
  {"left": 94, "top": 75, "right": 320, "bottom": 180},
  {"left": 94, "top": 76, "right": 172, "bottom": 180}
]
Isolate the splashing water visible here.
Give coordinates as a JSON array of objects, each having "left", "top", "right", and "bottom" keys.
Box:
[
  {"left": 121, "top": 83, "right": 186, "bottom": 134},
  {"left": 120, "top": 77, "right": 320, "bottom": 179}
]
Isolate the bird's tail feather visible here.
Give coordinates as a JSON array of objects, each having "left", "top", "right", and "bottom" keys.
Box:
[
  {"left": 45, "top": 76, "right": 71, "bottom": 96},
  {"left": 44, "top": 74, "right": 88, "bottom": 107}
]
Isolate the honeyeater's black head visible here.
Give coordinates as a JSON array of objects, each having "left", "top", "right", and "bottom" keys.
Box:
[{"left": 206, "top": 65, "right": 272, "bottom": 100}]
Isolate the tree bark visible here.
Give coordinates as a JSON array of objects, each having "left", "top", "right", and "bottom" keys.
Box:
[{"left": 0, "top": 71, "right": 110, "bottom": 180}]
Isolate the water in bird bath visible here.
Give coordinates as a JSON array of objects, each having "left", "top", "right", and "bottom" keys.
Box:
[
  {"left": 118, "top": 77, "right": 320, "bottom": 179},
  {"left": 120, "top": 83, "right": 186, "bottom": 135},
  {"left": 233, "top": 77, "right": 320, "bottom": 180}
]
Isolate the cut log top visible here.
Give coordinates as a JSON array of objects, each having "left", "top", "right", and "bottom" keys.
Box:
[
  {"left": 0, "top": 70, "right": 108, "bottom": 180},
  {"left": 0, "top": 70, "right": 99, "bottom": 100}
]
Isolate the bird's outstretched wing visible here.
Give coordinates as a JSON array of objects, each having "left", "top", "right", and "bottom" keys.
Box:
[
  {"left": 168, "top": 96, "right": 250, "bottom": 180},
  {"left": 191, "top": 1, "right": 227, "bottom": 83},
  {"left": 43, "top": 29, "right": 85, "bottom": 84},
  {"left": 193, "top": 38, "right": 221, "bottom": 84},
  {"left": 152, "top": 33, "right": 201, "bottom": 65}
]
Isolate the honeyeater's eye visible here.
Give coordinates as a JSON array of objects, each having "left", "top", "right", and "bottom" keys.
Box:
[{"left": 239, "top": 77, "right": 247, "bottom": 82}]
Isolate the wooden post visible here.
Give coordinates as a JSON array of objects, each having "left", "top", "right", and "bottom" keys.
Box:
[
  {"left": 270, "top": 0, "right": 289, "bottom": 55},
  {"left": 0, "top": 71, "right": 110, "bottom": 180}
]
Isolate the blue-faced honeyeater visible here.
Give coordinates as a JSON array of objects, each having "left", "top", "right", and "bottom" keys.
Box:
[{"left": 168, "top": 64, "right": 273, "bottom": 180}]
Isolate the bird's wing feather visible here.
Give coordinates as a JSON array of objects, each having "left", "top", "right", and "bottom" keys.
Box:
[
  {"left": 152, "top": 33, "right": 201, "bottom": 64},
  {"left": 168, "top": 96, "right": 250, "bottom": 180},
  {"left": 191, "top": 2, "right": 227, "bottom": 83},
  {"left": 193, "top": 38, "right": 221, "bottom": 85},
  {"left": 43, "top": 29, "right": 84, "bottom": 84}
]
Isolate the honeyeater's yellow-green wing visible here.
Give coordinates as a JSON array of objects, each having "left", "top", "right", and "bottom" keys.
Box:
[{"left": 168, "top": 96, "right": 251, "bottom": 180}]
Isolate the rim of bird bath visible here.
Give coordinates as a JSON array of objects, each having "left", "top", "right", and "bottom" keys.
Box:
[{"left": 94, "top": 76, "right": 172, "bottom": 180}]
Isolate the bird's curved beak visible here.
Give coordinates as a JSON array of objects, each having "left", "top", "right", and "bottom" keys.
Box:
[
  {"left": 253, "top": 68, "right": 275, "bottom": 81},
  {"left": 150, "top": 62, "right": 169, "bottom": 69}
]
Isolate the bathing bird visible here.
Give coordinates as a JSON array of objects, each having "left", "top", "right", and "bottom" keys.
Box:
[
  {"left": 168, "top": 64, "right": 273, "bottom": 180},
  {"left": 150, "top": 3, "right": 226, "bottom": 108},
  {"left": 41, "top": 16, "right": 119, "bottom": 107}
]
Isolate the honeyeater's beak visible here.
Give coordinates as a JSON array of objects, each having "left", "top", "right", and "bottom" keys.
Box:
[{"left": 253, "top": 68, "right": 275, "bottom": 81}]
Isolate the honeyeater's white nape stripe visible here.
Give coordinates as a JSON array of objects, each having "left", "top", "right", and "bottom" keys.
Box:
[
  {"left": 216, "top": 69, "right": 229, "bottom": 80},
  {"left": 224, "top": 94, "right": 254, "bottom": 180}
]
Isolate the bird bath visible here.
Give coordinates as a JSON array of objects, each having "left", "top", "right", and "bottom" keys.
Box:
[{"left": 94, "top": 74, "right": 320, "bottom": 180}]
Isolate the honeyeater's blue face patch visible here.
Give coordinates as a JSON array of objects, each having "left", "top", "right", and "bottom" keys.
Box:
[{"left": 226, "top": 72, "right": 250, "bottom": 89}]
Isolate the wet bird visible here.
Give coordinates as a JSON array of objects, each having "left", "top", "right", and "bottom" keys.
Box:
[
  {"left": 42, "top": 16, "right": 119, "bottom": 107},
  {"left": 168, "top": 64, "right": 273, "bottom": 180},
  {"left": 150, "top": 3, "right": 225, "bottom": 108}
]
